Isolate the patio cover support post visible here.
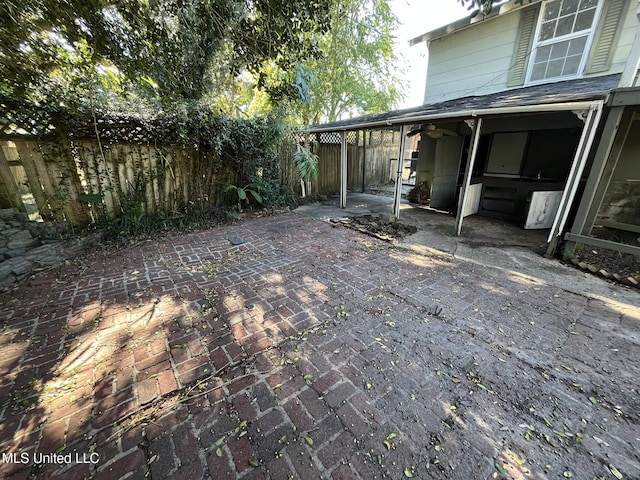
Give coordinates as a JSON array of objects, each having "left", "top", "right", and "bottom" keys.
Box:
[
  {"left": 392, "top": 125, "right": 407, "bottom": 219},
  {"left": 340, "top": 130, "right": 347, "bottom": 208},
  {"left": 546, "top": 101, "right": 604, "bottom": 256},
  {"left": 455, "top": 118, "right": 483, "bottom": 236},
  {"left": 565, "top": 107, "right": 628, "bottom": 252}
]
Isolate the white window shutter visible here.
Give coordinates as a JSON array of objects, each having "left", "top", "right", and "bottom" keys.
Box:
[
  {"left": 507, "top": 5, "right": 540, "bottom": 88},
  {"left": 585, "top": 0, "right": 628, "bottom": 74}
]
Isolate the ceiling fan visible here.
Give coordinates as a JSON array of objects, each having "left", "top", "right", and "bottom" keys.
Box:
[{"left": 424, "top": 124, "right": 458, "bottom": 139}]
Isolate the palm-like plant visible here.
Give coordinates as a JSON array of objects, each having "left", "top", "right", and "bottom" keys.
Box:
[{"left": 293, "top": 146, "right": 319, "bottom": 197}]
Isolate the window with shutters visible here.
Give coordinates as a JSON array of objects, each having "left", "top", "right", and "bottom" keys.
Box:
[{"left": 526, "top": 0, "right": 602, "bottom": 84}]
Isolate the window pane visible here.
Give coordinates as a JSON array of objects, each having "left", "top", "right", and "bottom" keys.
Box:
[
  {"left": 536, "top": 44, "right": 552, "bottom": 62},
  {"left": 547, "top": 58, "right": 564, "bottom": 77},
  {"left": 540, "top": 21, "right": 556, "bottom": 41},
  {"left": 580, "top": 0, "right": 598, "bottom": 9},
  {"left": 574, "top": 10, "right": 595, "bottom": 31},
  {"left": 562, "top": 55, "right": 582, "bottom": 75},
  {"left": 567, "top": 36, "right": 587, "bottom": 56},
  {"left": 531, "top": 62, "right": 547, "bottom": 81},
  {"left": 560, "top": 0, "right": 580, "bottom": 16},
  {"left": 544, "top": 0, "right": 561, "bottom": 21},
  {"left": 550, "top": 40, "right": 570, "bottom": 59},
  {"left": 556, "top": 15, "right": 574, "bottom": 36}
]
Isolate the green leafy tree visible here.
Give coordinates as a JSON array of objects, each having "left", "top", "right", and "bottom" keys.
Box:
[
  {"left": 0, "top": 0, "right": 332, "bottom": 104},
  {"left": 294, "top": 0, "right": 402, "bottom": 125}
]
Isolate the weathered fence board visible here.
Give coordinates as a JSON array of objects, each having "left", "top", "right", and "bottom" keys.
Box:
[
  {"left": 310, "top": 140, "right": 399, "bottom": 196},
  {"left": 0, "top": 142, "right": 25, "bottom": 211}
]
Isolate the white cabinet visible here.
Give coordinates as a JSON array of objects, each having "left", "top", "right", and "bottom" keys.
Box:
[{"left": 524, "top": 191, "right": 563, "bottom": 229}]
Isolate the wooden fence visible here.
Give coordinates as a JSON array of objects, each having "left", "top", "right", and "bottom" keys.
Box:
[
  {"left": 0, "top": 129, "right": 403, "bottom": 226},
  {"left": 305, "top": 130, "right": 402, "bottom": 196},
  {"left": 0, "top": 138, "right": 240, "bottom": 225}
]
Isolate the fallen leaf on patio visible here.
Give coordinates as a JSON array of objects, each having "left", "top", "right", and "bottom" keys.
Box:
[
  {"left": 365, "top": 382, "right": 372, "bottom": 389},
  {"left": 274, "top": 383, "right": 283, "bottom": 389},
  {"left": 386, "top": 433, "right": 397, "bottom": 440},
  {"left": 303, "top": 374, "right": 313, "bottom": 385},
  {"left": 434, "top": 445, "right": 443, "bottom": 452},
  {"left": 215, "top": 436, "right": 225, "bottom": 447},
  {"left": 305, "top": 436, "right": 314, "bottom": 446},
  {"left": 249, "top": 460, "right": 259, "bottom": 467},
  {"left": 476, "top": 383, "right": 487, "bottom": 391},
  {"left": 452, "top": 377, "right": 461, "bottom": 383},
  {"left": 589, "top": 396, "right": 598, "bottom": 404},
  {"left": 216, "top": 447, "right": 223, "bottom": 457},
  {"left": 563, "top": 471, "right": 573, "bottom": 477},
  {"left": 383, "top": 440, "right": 393, "bottom": 450},
  {"left": 498, "top": 327, "right": 505, "bottom": 334},
  {"left": 404, "top": 468, "right": 414, "bottom": 477},
  {"left": 495, "top": 462, "right": 506, "bottom": 474},
  {"left": 609, "top": 464, "right": 623, "bottom": 479}
]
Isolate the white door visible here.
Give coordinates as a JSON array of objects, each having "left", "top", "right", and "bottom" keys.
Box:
[{"left": 430, "top": 136, "right": 463, "bottom": 210}]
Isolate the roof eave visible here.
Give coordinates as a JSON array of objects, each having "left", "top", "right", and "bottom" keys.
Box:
[
  {"left": 409, "top": 0, "right": 542, "bottom": 47},
  {"left": 305, "top": 100, "right": 606, "bottom": 134}
]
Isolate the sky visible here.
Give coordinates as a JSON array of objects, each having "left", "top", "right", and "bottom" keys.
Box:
[{"left": 389, "top": 0, "right": 471, "bottom": 108}]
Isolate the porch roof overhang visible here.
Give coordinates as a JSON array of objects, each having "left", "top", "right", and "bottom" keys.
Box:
[{"left": 307, "top": 74, "right": 621, "bottom": 133}]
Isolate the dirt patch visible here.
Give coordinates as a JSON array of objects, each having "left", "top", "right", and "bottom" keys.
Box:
[
  {"left": 566, "top": 226, "right": 640, "bottom": 288},
  {"left": 330, "top": 215, "right": 418, "bottom": 242}
]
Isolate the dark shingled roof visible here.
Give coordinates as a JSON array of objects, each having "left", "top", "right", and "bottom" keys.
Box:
[{"left": 308, "top": 74, "right": 621, "bottom": 132}]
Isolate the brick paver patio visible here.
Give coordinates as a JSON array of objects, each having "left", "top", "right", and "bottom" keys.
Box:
[{"left": 1, "top": 212, "right": 638, "bottom": 479}]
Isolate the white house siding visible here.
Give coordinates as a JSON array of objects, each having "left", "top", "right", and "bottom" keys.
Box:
[{"left": 424, "top": 14, "right": 520, "bottom": 104}]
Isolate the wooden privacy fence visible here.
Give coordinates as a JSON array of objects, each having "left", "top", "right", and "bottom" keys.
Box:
[
  {"left": 0, "top": 138, "right": 243, "bottom": 225},
  {"left": 304, "top": 130, "right": 403, "bottom": 196},
  {"left": 0, "top": 128, "right": 403, "bottom": 225}
]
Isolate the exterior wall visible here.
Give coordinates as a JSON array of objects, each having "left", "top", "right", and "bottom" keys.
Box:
[
  {"left": 424, "top": 0, "right": 639, "bottom": 104},
  {"left": 425, "top": 14, "right": 520, "bottom": 103}
]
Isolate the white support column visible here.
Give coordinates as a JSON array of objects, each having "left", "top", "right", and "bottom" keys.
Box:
[
  {"left": 392, "top": 125, "right": 407, "bottom": 219},
  {"left": 546, "top": 101, "right": 604, "bottom": 256},
  {"left": 340, "top": 131, "right": 348, "bottom": 208},
  {"left": 455, "top": 118, "right": 483, "bottom": 236}
]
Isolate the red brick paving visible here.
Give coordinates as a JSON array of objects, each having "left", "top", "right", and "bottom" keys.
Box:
[{"left": 0, "top": 212, "right": 639, "bottom": 479}]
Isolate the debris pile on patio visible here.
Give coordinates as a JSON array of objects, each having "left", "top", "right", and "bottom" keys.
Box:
[
  {"left": 407, "top": 181, "right": 430, "bottom": 205},
  {"left": 330, "top": 214, "right": 417, "bottom": 242}
]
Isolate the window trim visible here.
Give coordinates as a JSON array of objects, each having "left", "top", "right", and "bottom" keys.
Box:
[{"left": 525, "top": 0, "right": 604, "bottom": 85}]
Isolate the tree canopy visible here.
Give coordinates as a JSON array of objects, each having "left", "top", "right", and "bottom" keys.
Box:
[
  {"left": 297, "top": 0, "right": 401, "bottom": 125},
  {"left": 0, "top": 0, "right": 332, "bottom": 104}
]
